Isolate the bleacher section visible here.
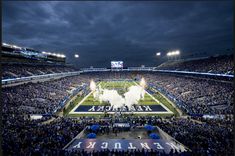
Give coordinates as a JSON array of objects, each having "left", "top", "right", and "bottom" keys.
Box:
[
  {"left": 2, "top": 64, "right": 76, "bottom": 79},
  {"left": 2, "top": 71, "right": 234, "bottom": 156},
  {"left": 2, "top": 43, "right": 74, "bottom": 80},
  {"left": 156, "top": 54, "right": 234, "bottom": 74}
]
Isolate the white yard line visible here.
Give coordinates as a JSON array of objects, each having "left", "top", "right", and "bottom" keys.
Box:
[
  {"left": 69, "top": 91, "right": 94, "bottom": 114},
  {"left": 133, "top": 81, "right": 173, "bottom": 114},
  {"left": 69, "top": 82, "right": 103, "bottom": 114},
  {"left": 145, "top": 91, "right": 173, "bottom": 114}
]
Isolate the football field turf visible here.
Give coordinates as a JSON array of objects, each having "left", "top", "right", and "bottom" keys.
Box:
[{"left": 67, "top": 80, "right": 175, "bottom": 116}]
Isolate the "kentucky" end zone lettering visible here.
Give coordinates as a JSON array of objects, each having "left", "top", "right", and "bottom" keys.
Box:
[{"left": 88, "top": 105, "right": 152, "bottom": 112}]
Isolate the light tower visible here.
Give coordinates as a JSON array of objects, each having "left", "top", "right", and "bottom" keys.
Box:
[
  {"left": 74, "top": 54, "right": 79, "bottom": 58},
  {"left": 166, "top": 50, "right": 180, "bottom": 60}
]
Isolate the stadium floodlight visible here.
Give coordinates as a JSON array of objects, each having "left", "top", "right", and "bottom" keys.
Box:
[
  {"left": 156, "top": 52, "right": 161, "bottom": 56},
  {"left": 12, "top": 45, "right": 21, "bottom": 49},
  {"left": 61, "top": 54, "right": 66, "bottom": 58},
  {"left": 167, "top": 50, "right": 180, "bottom": 56},
  {"left": 167, "top": 52, "right": 172, "bottom": 56},
  {"left": 175, "top": 50, "right": 180, "bottom": 55},
  {"left": 75, "top": 54, "right": 79, "bottom": 58}
]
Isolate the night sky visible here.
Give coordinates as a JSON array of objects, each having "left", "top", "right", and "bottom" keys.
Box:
[{"left": 3, "top": 1, "right": 233, "bottom": 68}]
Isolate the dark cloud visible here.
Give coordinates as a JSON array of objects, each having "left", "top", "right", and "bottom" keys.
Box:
[{"left": 3, "top": 1, "right": 233, "bottom": 68}]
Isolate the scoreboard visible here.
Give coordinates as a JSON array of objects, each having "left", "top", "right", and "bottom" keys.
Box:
[{"left": 111, "top": 61, "right": 123, "bottom": 68}]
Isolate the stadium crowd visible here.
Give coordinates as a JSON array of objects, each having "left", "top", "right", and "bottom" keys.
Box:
[
  {"left": 2, "top": 75, "right": 91, "bottom": 115},
  {"left": 3, "top": 72, "right": 232, "bottom": 117},
  {"left": 145, "top": 73, "right": 233, "bottom": 115},
  {"left": 2, "top": 54, "right": 233, "bottom": 80},
  {"left": 2, "top": 64, "right": 76, "bottom": 79},
  {"left": 2, "top": 69, "right": 233, "bottom": 155},
  {"left": 2, "top": 114, "right": 233, "bottom": 155},
  {"left": 2, "top": 117, "right": 85, "bottom": 156},
  {"left": 155, "top": 117, "right": 234, "bottom": 156},
  {"left": 120, "top": 116, "right": 233, "bottom": 155},
  {"left": 156, "top": 54, "right": 233, "bottom": 74}
]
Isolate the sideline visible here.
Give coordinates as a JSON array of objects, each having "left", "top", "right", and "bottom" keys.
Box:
[{"left": 133, "top": 81, "right": 173, "bottom": 115}]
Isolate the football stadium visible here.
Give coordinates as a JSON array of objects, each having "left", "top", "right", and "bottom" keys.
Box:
[{"left": 2, "top": 1, "right": 234, "bottom": 156}]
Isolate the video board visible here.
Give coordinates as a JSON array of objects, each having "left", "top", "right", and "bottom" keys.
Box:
[{"left": 111, "top": 61, "right": 123, "bottom": 68}]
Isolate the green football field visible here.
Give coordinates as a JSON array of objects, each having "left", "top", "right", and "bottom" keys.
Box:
[
  {"left": 82, "top": 81, "right": 158, "bottom": 106},
  {"left": 65, "top": 80, "right": 178, "bottom": 117}
]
